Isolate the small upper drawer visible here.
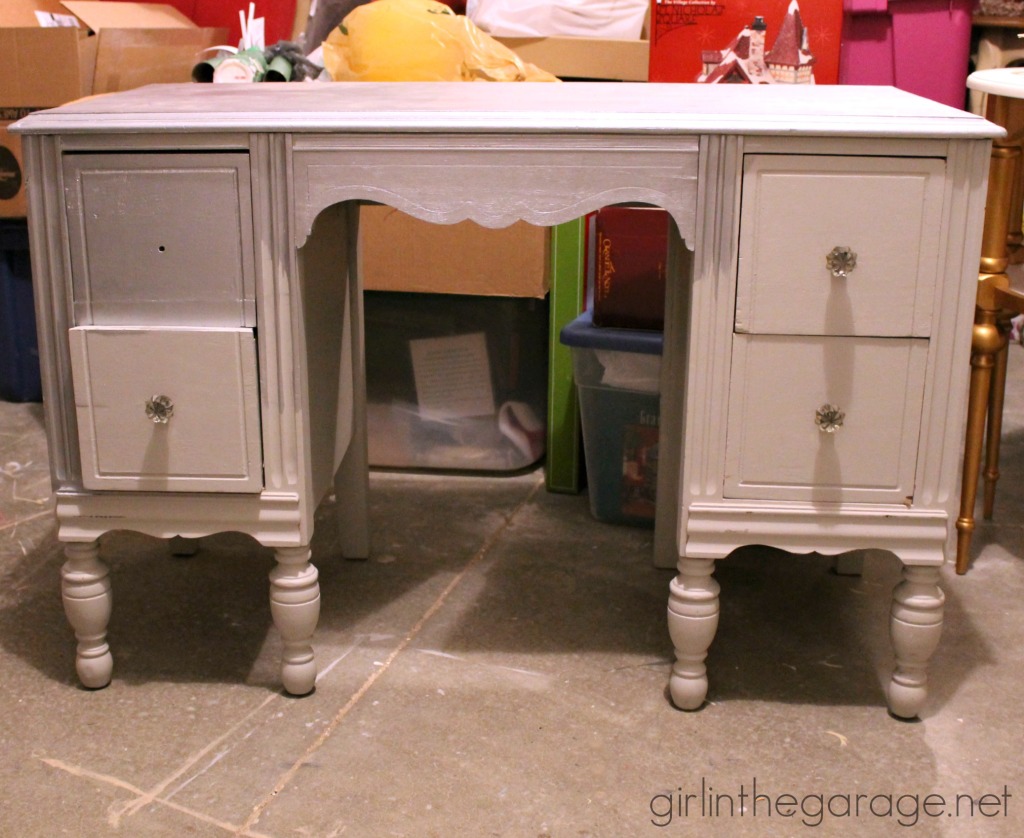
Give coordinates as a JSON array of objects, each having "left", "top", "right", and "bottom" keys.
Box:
[
  {"left": 734, "top": 155, "right": 946, "bottom": 338},
  {"left": 69, "top": 326, "right": 262, "bottom": 493},
  {"left": 62, "top": 153, "right": 256, "bottom": 328}
]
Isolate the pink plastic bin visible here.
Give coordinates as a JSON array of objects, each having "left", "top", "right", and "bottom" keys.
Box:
[{"left": 839, "top": 0, "right": 976, "bottom": 109}]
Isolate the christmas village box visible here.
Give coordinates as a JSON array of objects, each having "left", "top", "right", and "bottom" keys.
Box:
[{"left": 648, "top": 0, "right": 843, "bottom": 85}]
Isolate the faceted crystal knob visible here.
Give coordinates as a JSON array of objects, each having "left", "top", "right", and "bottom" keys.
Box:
[
  {"left": 826, "top": 246, "right": 857, "bottom": 278},
  {"left": 145, "top": 395, "right": 174, "bottom": 424},
  {"left": 816, "top": 404, "right": 845, "bottom": 433}
]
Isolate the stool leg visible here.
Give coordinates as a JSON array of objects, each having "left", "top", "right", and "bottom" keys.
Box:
[
  {"left": 983, "top": 321, "right": 1011, "bottom": 520},
  {"left": 960, "top": 99, "right": 1021, "bottom": 574},
  {"left": 1004, "top": 98, "right": 1024, "bottom": 262},
  {"left": 957, "top": 309, "right": 1003, "bottom": 574}
]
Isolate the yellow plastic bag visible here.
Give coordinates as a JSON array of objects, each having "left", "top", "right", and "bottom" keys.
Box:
[{"left": 322, "top": 0, "right": 559, "bottom": 82}]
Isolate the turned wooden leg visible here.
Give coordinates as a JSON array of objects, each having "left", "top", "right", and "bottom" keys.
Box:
[
  {"left": 983, "top": 324, "right": 1011, "bottom": 520},
  {"left": 270, "top": 546, "right": 320, "bottom": 696},
  {"left": 667, "top": 558, "right": 720, "bottom": 711},
  {"left": 887, "top": 565, "right": 944, "bottom": 720},
  {"left": 957, "top": 308, "right": 1004, "bottom": 574},
  {"left": 61, "top": 540, "right": 113, "bottom": 689}
]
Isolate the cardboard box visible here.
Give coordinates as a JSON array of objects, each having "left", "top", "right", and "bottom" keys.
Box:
[
  {"left": 495, "top": 35, "right": 649, "bottom": 81},
  {"left": 1, "top": 1, "right": 226, "bottom": 217},
  {"left": 359, "top": 205, "right": 549, "bottom": 298}
]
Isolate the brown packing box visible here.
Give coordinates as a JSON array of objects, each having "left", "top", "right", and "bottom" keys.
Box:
[
  {"left": 494, "top": 35, "right": 649, "bottom": 81},
  {"left": 1, "top": 1, "right": 226, "bottom": 217},
  {"left": 359, "top": 205, "right": 549, "bottom": 298}
]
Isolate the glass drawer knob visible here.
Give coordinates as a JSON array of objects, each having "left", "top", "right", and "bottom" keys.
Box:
[
  {"left": 816, "top": 404, "right": 845, "bottom": 433},
  {"left": 145, "top": 395, "right": 174, "bottom": 424},
  {"left": 826, "top": 246, "right": 857, "bottom": 278}
]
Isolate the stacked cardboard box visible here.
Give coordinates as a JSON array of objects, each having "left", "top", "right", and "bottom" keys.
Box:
[{"left": 1, "top": 1, "right": 225, "bottom": 218}]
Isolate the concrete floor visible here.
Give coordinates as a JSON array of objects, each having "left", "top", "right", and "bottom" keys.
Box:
[{"left": 2, "top": 364, "right": 1023, "bottom": 837}]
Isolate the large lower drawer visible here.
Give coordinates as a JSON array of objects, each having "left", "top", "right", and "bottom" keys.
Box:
[
  {"left": 724, "top": 334, "right": 928, "bottom": 504},
  {"left": 69, "top": 327, "right": 262, "bottom": 492}
]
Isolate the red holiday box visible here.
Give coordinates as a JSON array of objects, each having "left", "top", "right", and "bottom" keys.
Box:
[
  {"left": 593, "top": 206, "right": 669, "bottom": 332},
  {"left": 649, "top": 0, "right": 843, "bottom": 85}
]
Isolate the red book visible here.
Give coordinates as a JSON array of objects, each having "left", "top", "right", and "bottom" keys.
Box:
[
  {"left": 593, "top": 207, "right": 669, "bottom": 332},
  {"left": 649, "top": 0, "right": 843, "bottom": 85}
]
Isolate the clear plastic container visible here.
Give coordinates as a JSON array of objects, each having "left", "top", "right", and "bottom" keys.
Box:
[{"left": 560, "top": 310, "right": 662, "bottom": 526}]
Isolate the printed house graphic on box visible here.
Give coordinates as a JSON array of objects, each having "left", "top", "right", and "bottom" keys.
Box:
[{"left": 650, "top": 0, "right": 842, "bottom": 85}]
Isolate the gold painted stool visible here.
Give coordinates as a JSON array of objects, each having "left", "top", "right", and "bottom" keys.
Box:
[{"left": 958, "top": 68, "right": 1024, "bottom": 573}]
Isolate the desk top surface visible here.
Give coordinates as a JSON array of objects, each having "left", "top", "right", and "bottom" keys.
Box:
[{"left": 14, "top": 82, "right": 1000, "bottom": 139}]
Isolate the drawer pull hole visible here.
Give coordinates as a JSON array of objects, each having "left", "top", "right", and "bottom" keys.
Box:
[
  {"left": 815, "top": 403, "right": 845, "bottom": 433},
  {"left": 145, "top": 395, "right": 174, "bottom": 424},
  {"left": 825, "top": 246, "right": 857, "bottom": 278},
  {"left": 158, "top": 245, "right": 166, "bottom": 253}
]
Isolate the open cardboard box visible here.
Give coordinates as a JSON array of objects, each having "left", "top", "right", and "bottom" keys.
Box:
[
  {"left": 494, "top": 35, "right": 649, "bottom": 82},
  {"left": 359, "top": 205, "right": 549, "bottom": 298},
  {"left": 490, "top": 3, "right": 650, "bottom": 83},
  {"left": 1, "top": 1, "right": 226, "bottom": 217}
]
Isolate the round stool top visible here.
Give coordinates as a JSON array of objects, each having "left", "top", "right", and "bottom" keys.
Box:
[{"left": 968, "top": 68, "right": 1024, "bottom": 99}]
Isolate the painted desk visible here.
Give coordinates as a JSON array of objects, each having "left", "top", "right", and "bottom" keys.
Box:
[{"left": 14, "top": 83, "right": 997, "bottom": 717}]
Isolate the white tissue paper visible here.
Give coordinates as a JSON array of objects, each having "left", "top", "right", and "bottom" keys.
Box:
[
  {"left": 594, "top": 349, "right": 661, "bottom": 394},
  {"left": 467, "top": 0, "right": 648, "bottom": 40}
]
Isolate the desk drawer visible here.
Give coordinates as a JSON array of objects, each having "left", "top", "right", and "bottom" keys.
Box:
[
  {"left": 735, "top": 155, "right": 945, "bottom": 338},
  {"left": 62, "top": 153, "right": 256, "bottom": 327},
  {"left": 724, "top": 334, "right": 927, "bottom": 504},
  {"left": 69, "top": 327, "right": 262, "bottom": 492}
]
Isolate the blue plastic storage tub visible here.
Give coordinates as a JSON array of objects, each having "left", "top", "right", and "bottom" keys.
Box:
[
  {"left": 560, "top": 310, "right": 662, "bottom": 526},
  {"left": 0, "top": 220, "right": 41, "bottom": 402}
]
